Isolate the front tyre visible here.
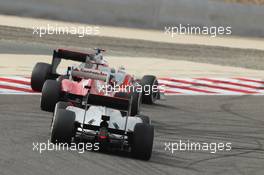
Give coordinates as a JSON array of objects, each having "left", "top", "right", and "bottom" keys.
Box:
[{"left": 41, "top": 80, "right": 61, "bottom": 112}]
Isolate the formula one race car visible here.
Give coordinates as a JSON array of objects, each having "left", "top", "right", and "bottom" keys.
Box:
[
  {"left": 51, "top": 85, "right": 154, "bottom": 160},
  {"left": 31, "top": 48, "right": 164, "bottom": 115}
]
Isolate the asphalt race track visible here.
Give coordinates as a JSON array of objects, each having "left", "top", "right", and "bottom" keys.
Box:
[{"left": 0, "top": 95, "right": 263, "bottom": 175}]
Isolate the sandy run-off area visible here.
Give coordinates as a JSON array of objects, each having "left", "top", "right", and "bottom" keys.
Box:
[{"left": 1, "top": 54, "right": 264, "bottom": 78}]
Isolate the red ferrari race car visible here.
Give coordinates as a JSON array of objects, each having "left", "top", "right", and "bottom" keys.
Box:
[{"left": 31, "top": 48, "right": 164, "bottom": 115}]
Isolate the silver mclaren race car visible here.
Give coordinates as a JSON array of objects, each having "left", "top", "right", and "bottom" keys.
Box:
[{"left": 50, "top": 70, "right": 155, "bottom": 160}]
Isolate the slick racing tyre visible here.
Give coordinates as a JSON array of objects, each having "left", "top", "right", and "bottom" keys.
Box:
[
  {"left": 114, "top": 91, "right": 141, "bottom": 116},
  {"left": 131, "top": 123, "right": 154, "bottom": 160},
  {"left": 41, "top": 80, "right": 61, "bottom": 112},
  {"left": 50, "top": 109, "right": 76, "bottom": 143},
  {"left": 31, "top": 62, "right": 52, "bottom": 92},
  {"left": 141, "top": 75, "right": 159, "bottom": 104}
]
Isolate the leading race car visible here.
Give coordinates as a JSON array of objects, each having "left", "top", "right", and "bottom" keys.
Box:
[{"left": 31, "top": 48, "right": 164, "bottom": 115}]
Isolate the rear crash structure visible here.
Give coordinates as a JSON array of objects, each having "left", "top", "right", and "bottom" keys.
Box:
[{"left": 50, "top": 91, "right": 154, "bottom": 160}]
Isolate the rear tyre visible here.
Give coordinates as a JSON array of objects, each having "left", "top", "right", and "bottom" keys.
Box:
[
  {"left": 31, "top": 62, "right": 52, "bottom": 92},
  {"left": 141, "top": 75, "right": 159, "bottom": 104},
  {"left": 131, "top": 123, "right": 154, "bottom": 160},
  {"left": 41, "top": 80, "right": 61, "bottom": 112},
  {"left": 50, "top": 109, "right": 75, "bottom": 143}
]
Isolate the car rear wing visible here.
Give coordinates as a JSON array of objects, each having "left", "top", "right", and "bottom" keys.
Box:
[
  {"left": 87, "top": 94, "right": 130, "bottom": 113},
  {"left": 51, "top": 48, "right": 95, "bottom": 75},
  {"left": 53, "top": 49, "right": 94, "bottom": 62}
]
